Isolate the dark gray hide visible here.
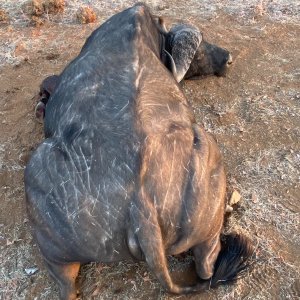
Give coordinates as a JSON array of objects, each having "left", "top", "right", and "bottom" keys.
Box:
[
  {"left": 33, "top": 17, "right": 233, "bottom": 120},
  {"left": 25, "top": 3, "right": 252, "bottom": 300}
]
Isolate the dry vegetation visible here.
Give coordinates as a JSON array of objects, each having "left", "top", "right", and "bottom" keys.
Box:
[
  {"left": 0, "top": 9, "right": 9, "bottom": 23},
  {"left": 0, "top": 1, "right": 299, "bottom": 299},
  {"left": 76, "top": 6, "right": 97, "bottom": 24}
]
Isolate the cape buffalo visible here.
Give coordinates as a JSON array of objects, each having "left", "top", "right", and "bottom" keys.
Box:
[{"left": 25, "top": 3, "right": 253, "bottom": 300}]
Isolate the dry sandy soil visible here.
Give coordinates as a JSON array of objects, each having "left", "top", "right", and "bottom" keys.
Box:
[{"left": 0, "top": 1, "right": 299, "bottom": 299}]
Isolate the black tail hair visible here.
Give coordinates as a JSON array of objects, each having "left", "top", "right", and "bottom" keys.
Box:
[{"left": 210, "top": 233, "right": 255, "bottom": 288}]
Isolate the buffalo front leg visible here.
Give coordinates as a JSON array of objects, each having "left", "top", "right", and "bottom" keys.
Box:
[
  {"left": 193, "top": 234, "right": 221, "bottom": 280},
  {"left": 44, "top": 260, "right": 80, "bottom": 300}
]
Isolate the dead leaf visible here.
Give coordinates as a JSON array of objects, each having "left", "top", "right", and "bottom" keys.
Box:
[{"left": 229, "top": 190, "right": 241, "bottom": 205}]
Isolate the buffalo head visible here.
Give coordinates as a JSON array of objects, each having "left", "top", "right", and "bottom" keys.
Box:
[{"left": 165, "top": 24, "right": 232, "bottom": 80}]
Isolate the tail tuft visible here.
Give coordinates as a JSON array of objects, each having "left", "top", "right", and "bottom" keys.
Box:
[{"left": 210, "top": 233, "right": 255, "bottom": 287}]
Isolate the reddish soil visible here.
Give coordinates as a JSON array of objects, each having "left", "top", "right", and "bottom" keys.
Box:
[{"left": 0, "top": 4, "right": 299, "bottom": 300}]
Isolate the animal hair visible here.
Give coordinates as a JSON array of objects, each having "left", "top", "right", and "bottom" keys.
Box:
[{"left": 210, "top": 234, "right": 255, "bottom": 287}]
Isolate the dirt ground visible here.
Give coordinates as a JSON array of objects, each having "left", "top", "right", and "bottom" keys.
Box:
[{"left": 0, "top": 1, "right": 299, "bottom": 299}]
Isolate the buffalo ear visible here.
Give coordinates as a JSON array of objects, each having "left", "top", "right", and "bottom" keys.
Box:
[{"left": 167, "top": 24, "right": 202, "bottom": 82}]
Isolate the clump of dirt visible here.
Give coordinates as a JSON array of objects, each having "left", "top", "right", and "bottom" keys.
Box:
[
  {"left": 43, "top": 0, "right": 65, "bottom": 14},
  {"left": 22, "top": 0, "right": 65, "bottom": 26},
  {"left": 23, "top": 0, "right": 44, "bottom": 17},
  {"left": 30, "top": 15, "right": 44, "bottom": 26},
  {"left": 76, "top": 6, "right": 97, "bottom": 24},
  {"left": 0, "top": 9, "right": 9, "bottom": 24}
]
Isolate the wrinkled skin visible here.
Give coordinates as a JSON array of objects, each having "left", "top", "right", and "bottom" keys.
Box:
[{"left": 25, "top": 4, "right": 242, "bottom": 300}]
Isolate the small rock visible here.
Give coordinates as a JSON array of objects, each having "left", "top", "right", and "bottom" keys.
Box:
[
  {"left": 6, "top": 239, "right": 14, "bottom": 246},
  {"left": 25, "top": 267, "right": 39, "bottom": 275},
  {"left": 251, "top": 192, "right": 258, "bottom": 203},
  {"left": 229, "top": 190, "right": 241, "bottom": 206},
  {"left": 91, "top": 286, "right": 100, "bottom": 296},
  {"left": 76, "top": 6, "right": 97, "bottom": 24},
  {"left": 225, "top": 204, "right": 233, "bottom": 213}
]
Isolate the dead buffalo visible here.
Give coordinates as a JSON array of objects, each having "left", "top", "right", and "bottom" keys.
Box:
[{"left": 25, "top": 3, "right": 253, "bottom": 300}]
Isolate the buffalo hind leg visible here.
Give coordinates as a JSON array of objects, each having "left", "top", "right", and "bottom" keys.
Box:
[
  {"left": 130, "top": 202, "right": 209, "bottom": 294},
  {"left": 193, "top": 234, "right": 221, "bottom": 280},
  {"left": 45, "top": 260, "right": 80, "bottom": 300}
]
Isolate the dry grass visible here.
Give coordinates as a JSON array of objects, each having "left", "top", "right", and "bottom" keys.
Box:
[
  {"left": 76, "top": 6, "right": 97, "bottom": 24},
  {"left": 0, "top": 1, "right": 299, "bottom": 299},
  {"left": 0, "top": 0, "right": 299, "bottom": 66},
  {"left": 0, "top": 9, "right": 9, "bottom": 23}
]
